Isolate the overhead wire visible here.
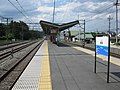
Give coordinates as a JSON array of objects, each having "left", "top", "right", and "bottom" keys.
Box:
[
  {"left": 86, "top": 4, "right": 114, "bottom": 22},
  {"left": 60, "top": 0, "right": 114, "bottom": 23},
  {"left": 60, "top": 0, "right": 71, "bottom": 23},
  {"left": 70, "top": 0, "right": 114, "bottom": 22},
  {"left": 85, "top": 0, "right": 119, "bottom": 22},
  {"left": 78, "top": 3, "right": 114, "bottom": 20},
  {"left": 0, "top": 15, "right": 4, "bottom": 18},
  {"left": 15, "top": 0, "right": 26, "bottom": 13},
  {"left": 86, "top": 7, "right": 120, "bottom": 22},
  {"left": 15, "top": 0, "right": 34, "bottom": 23},
  {"left": 77, "top": 1, "right": 116, "bottom": 32},
  {"left": 7, "top": 0, "right": 32, "bottom": 23}
]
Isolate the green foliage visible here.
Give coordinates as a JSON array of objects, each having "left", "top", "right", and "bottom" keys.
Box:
[
  {"left": 0, "top": 23, "right": 6, "bottom": 37},
  {"left": 0, "top": 21, "right": 44, "bottom": 40},
  {"left": 0, "top": 36, "right": 6, "bottom": 40},
  {"left": 29, "top": 30, "right": 44, "bottom": 40},
  {"left": 7, "top": 33, "right": 14, "bottom": 40},
  {"left": 114, "top": 42, "right": 120, "bottom": 45}
]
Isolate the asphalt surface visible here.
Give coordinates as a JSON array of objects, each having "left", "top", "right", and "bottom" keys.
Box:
[{"left": 48, "top": 42, "right": 120, "bottom": 90}]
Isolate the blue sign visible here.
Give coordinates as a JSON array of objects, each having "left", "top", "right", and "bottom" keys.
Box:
[
  {"left": 95, "top": 36, "right": 110, "bottom": 83},
  {"left": 96, "top": 36, "right": 109, "bottom": 56},
  {"left": 96, "top": 45, "right": 108, "bottom": 56}
]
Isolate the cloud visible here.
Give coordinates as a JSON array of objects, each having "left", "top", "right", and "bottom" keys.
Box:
[
  {"left": 36, "top": 1, "right": 82, "bottom": 23},
  {"left": 0, "top": 0, "right": 117, "bottom": 31},
  {"left": 37, "top": 1, "right": 81, "bottom": 14},
  {"left": 32, "top": 0, "right": 53, "bottom": 4},
  {"left": 74, "top": 1, "right": 113, "bottom": 13},
  {"left": 37, "top": 5, "right": 53, "bottom": 13},
  {"left": 39, "top": 0, "right": 53, "bottom": 3},
  {"left": 56, "top": 1, "right": 81, "bottom": 12}
]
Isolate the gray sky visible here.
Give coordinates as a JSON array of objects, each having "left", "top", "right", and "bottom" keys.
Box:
[{"left": 0, "top": 0, "right": 120, "bottom": 32}]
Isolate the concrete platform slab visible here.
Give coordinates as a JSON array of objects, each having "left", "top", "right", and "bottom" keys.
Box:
[{"left": 49, "top": 42, "right": 120, "bottom": 90}]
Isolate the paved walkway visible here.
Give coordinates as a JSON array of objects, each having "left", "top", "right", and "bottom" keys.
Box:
[
  {"left": 12, "top": 41, "right": 120, "bottom": 90},
  {"left": 49, "top": 42, "right": 120, "bottom": 90},
  {"left": 12, "top": 40, "right": 52, "bottom": 90}
]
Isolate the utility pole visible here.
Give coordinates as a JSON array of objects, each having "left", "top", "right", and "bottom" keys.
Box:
[
  {"left": 78, "top": 15, "right": 80, "bottom": 42},
  {"left": 7, "top": 18, "right": 9, "bottom": 40},
  {"left": 53, "top": 0, "right": 55, "bottom": 22},
  {"left": 2, "top": 17, "right": 13, "bottom": 41},
  {"left": 33, "top": 26, "right": 34, "bottom": 30},
  {"left": 20, "top": 21, "right": 24, "bottom": 40},
  {"left": 114, "top": 0, "right": 120, "bottom": 43},
  {"left": 107, "top": 15, "right": 113, "bottom": 33},
  {"left": 78, "top": 19, "right": 85, "bottom": 47},
  {"left": 83, "top": 20, "right": 85, "bottom": 48},
  {"left": 22, "top": 24, "right": 23, "bottom": 40},
  {"left": 12, "top": 20, "right": 14, "bottom": 40}
]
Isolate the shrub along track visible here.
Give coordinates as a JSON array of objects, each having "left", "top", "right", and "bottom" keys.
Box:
[{"left": 0, "top": 39, "right": 44, "bottom": 90}]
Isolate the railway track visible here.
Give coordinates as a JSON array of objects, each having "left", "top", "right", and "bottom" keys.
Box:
[
  {"left": 61, "top": 42, "right": 120, "bottom": 59},
  {"left": 0, "top": 41, "right": 29, "bottom": 51},
  {"left": 0, "top": 40, "right": 38, "bottom": 60},
  {"left": 0, "top": 39, "right": 44, "bottom": 90},
  {"left": 0, "top": 41, "right": 20, "bottom": 46}
]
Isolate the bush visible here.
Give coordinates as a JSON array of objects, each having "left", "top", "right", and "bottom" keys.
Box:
[
  {"left": 7, "top": 33, "right": 14, "bottom": 40},
  {"left": 0, "top": 36, "right": 6, "bottom": 40},
  {"left": 114, "top": 42, "right": 120, "bottom": 45}
]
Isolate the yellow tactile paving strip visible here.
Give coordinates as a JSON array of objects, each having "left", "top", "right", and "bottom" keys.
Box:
[{"left": 39, "top": 41, "right": 52, "bottom": 90}]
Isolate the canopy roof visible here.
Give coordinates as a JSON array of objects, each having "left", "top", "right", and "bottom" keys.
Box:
[{"left": 40, "top": 20, "right": 79, "bottom": 34}]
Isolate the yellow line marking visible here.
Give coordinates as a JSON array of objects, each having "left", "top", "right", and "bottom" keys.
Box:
[{"left": 39, "top": 41, "right": 52, "bottom": 90}]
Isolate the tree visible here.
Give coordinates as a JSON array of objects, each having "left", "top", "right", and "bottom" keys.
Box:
[
  {"left": 0, "top": 23, "right": 6, "bottom": 37},
  {"left": 0, "top": 20, "right": 44, "bottom": 40},
  {"left": 29, "top": 30, "right": 44, "bottom": 39}
]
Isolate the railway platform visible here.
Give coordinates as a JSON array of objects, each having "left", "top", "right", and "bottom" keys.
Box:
[{"left": 12, "top": 40, "right": 120, "bottom": 90}]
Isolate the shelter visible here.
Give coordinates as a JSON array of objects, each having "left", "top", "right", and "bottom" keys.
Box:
[
  {"left": 74, "top": 33, "right": 94, "bottom": 43},
  {"left": 40, "top": 20, "right": 79, "bottom": 43}
]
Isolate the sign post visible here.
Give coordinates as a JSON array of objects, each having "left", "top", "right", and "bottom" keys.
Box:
[{"left": 95, "top": 35, "right": 110, "bottom": 83}]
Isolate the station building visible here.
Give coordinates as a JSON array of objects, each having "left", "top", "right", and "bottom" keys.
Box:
[{"left": 40, "top": 20, "right": 79, "bottom": 43}]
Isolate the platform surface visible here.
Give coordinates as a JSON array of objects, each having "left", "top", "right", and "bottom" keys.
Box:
[
  {"left": 12, "top": 41, "right": 120, "bottom": 90},
  {"left": 12, "top": 40, "right": 52, "bottom": 90},
  {"left": 49, "top": 43, "right": 120, "bottom": 90}
]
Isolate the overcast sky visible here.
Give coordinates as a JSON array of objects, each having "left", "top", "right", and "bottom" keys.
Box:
[{"left": 0, "top": 0, "right": 120, "bottom": 32}]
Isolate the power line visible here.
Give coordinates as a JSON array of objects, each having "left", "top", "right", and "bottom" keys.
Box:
[
  {"left": 8, "top": 0, "right": 32, "bottom": 23},
  {"left": 53, "top": 0, "right": 76, "bottom": 23},
  {"left": 16, "top": 0, "right": 26, "bottom": 13},
  {"left": 77, "top": 0, "right": 114, "bottom": 21},
  {"left": 60, "top": 0, "right": 114, "bottom": 24},
  {"left": 86, "top": 8, "right": 120, "bottom": 22},
  {"left": 96, "top": 5, "right": 113, "bottom": 14},
  {"left": 78, "top": 3, "right": 114, "bottom": 20},
  {"left": 60, "top": 0, "right": 71, "bottom": 23},
  {"left": 0, "top": 15, "right": 4, "bottom": 18},
  {"left": 0, "top": 15, "right": 13, "bottom": 25},
  {"left": 15, "top": 0, "right": 34, "bottom": 23},
  {"left": 86, "top": 5, "right": 114, "bottom": 22},
  {"left": 107, "top": 15, "right": 113, "bottom": 32}
]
